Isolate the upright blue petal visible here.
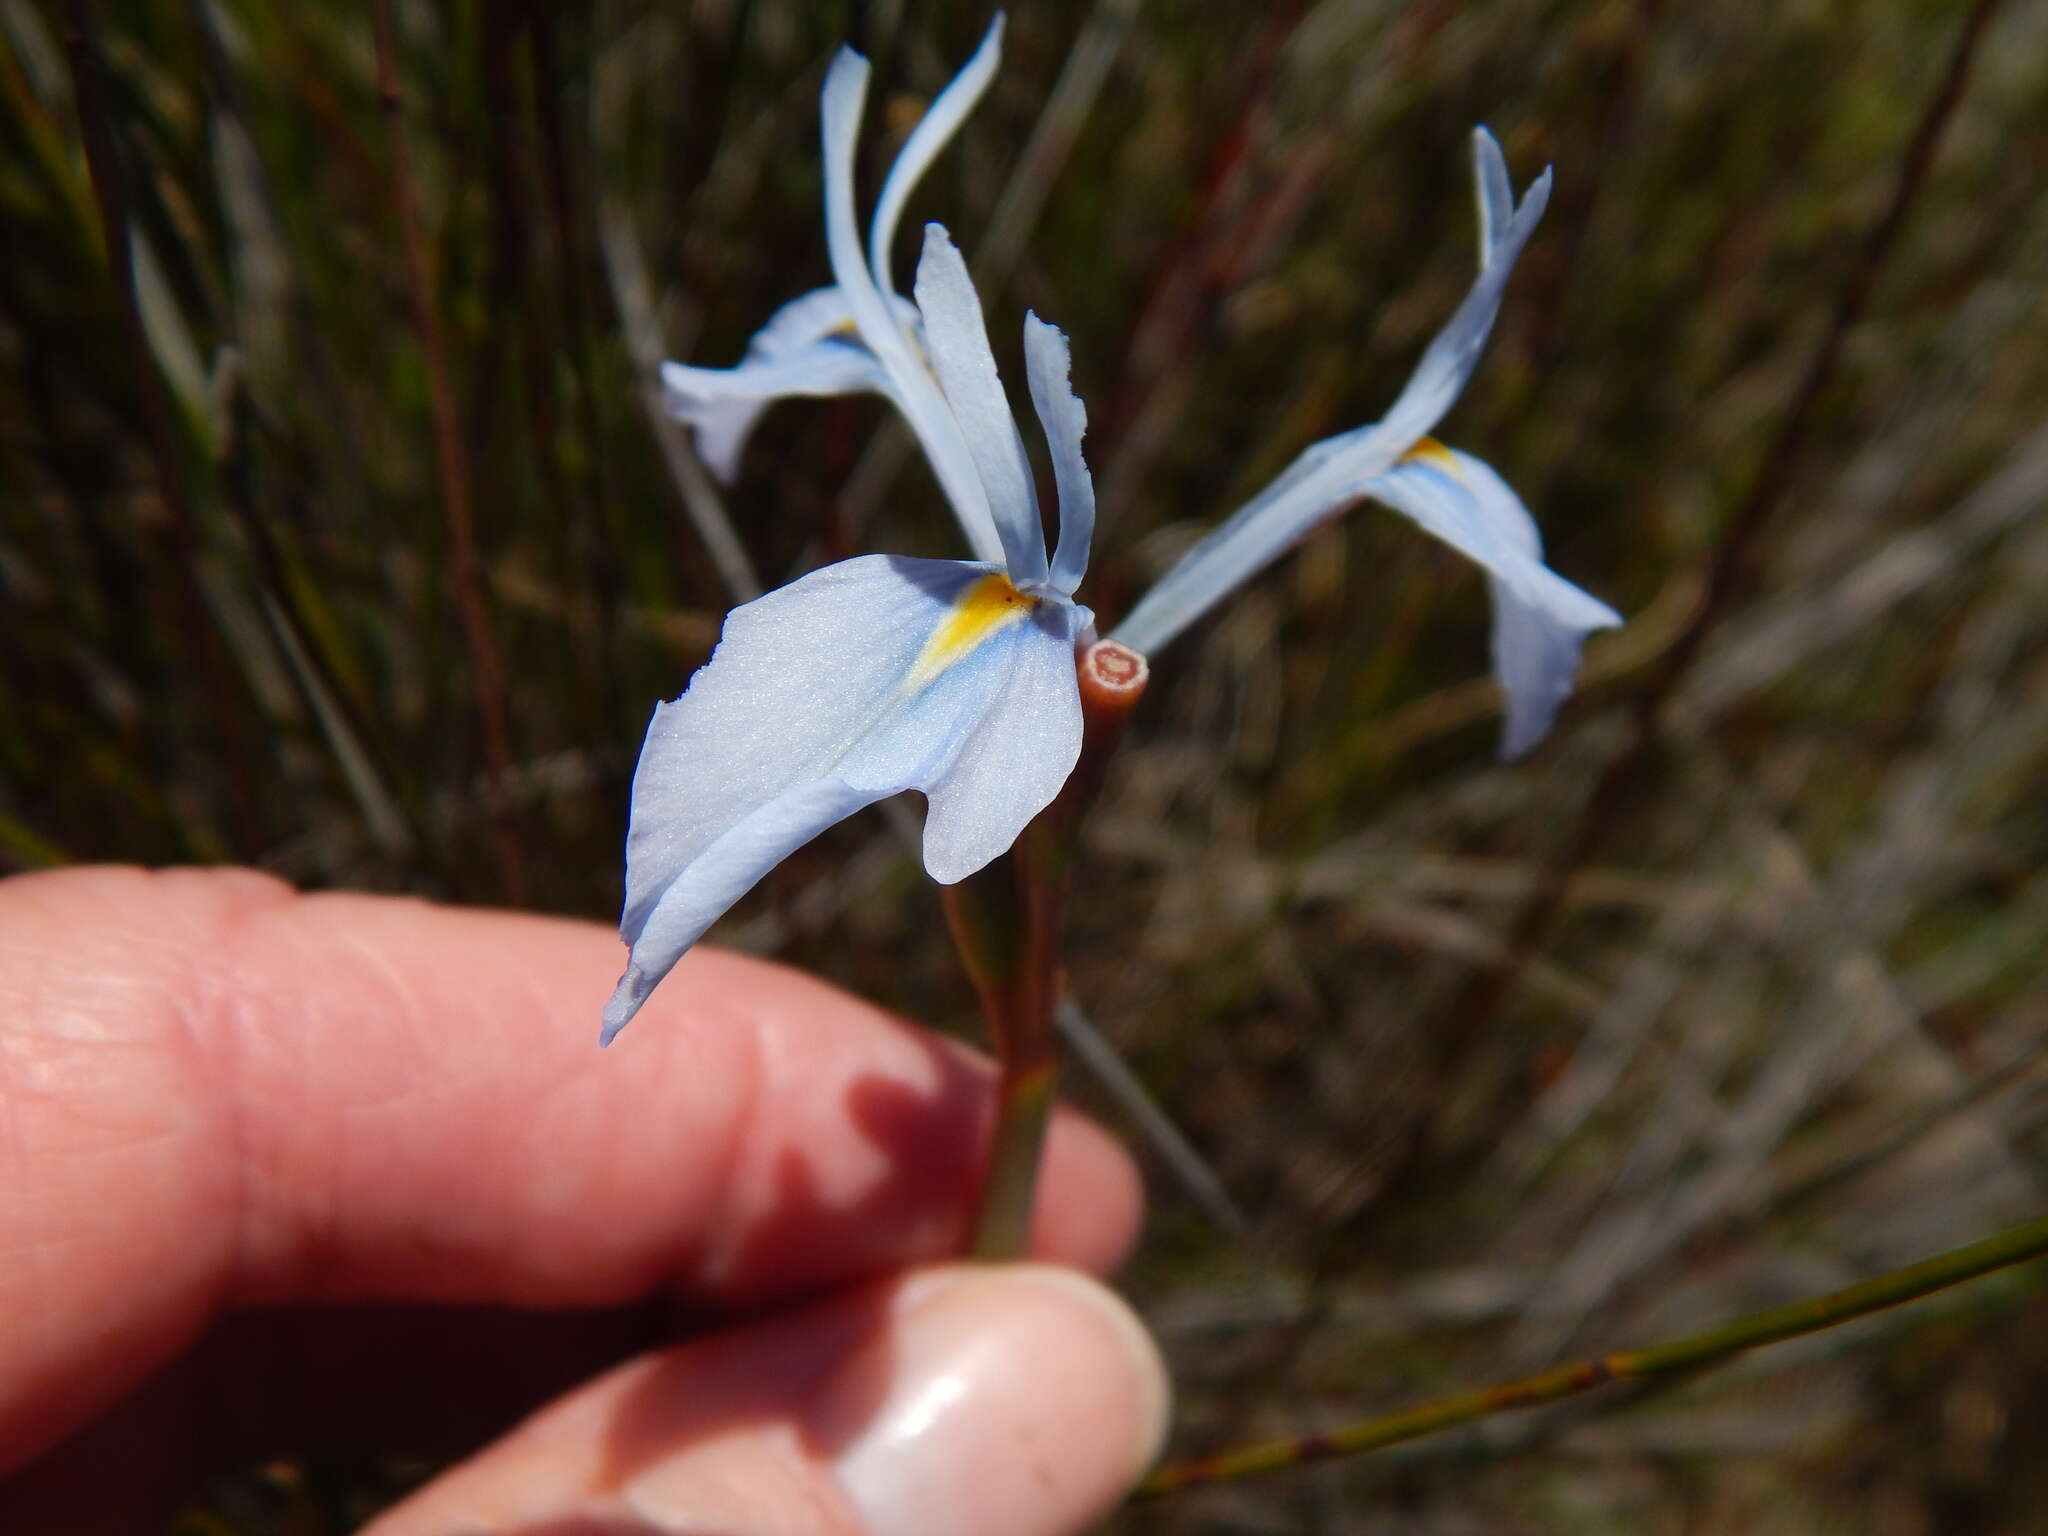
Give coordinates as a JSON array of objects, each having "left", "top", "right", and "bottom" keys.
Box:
[
  {"left": 912, "top": 224, "right": 1050, "bottom": 587},
  {"left": 1024, "top": 313, "right": 1096, "bottom": 597}
]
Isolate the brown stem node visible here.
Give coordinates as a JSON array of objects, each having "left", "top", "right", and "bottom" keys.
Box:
[{"left": 1080, "top": 638, "right": 1148, "bottom": 703}]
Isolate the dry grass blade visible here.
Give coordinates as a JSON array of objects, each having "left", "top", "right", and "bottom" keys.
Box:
[{"left": 368, "top": 0, "right": 524, "bottom": 900}]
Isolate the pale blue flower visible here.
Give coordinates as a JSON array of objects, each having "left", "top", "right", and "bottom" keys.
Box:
[
  {"left": 604, "top": 39, "right": 1094, "bottom": 1045},
  {"left": 1114, "top": 128, "right": 1621, "bottom": 758},
  {"left": 608, "top": 34, "right": 1621, "bottom": 1042}
]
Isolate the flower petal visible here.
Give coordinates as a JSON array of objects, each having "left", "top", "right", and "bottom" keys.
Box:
[
  {"left": 604, "top": 776, "right": 877, "bottom": 1044},
  {"left": 1490, "top": 576, "right": 1594, "bottom": 761},
  {"left": 616, "top": 557, "right": 971, "bottom": 933},
  {"left": 923, "top": 600, "right": 1085, "bottom": 882},
  {"left": 869, "top": 15, "right": 1005, "bottom": 303},
  {"left": 1024, "top": 313, "right": 1096, "bottom": 596},
  {"left": 913, "top": 223, "right": 1049, "bottom": 586},
  {"left": 749, "top": 284, "right": 870, "bottom": 350},
  {"left": 662, "top": 286, "right": 932, "bottom": 480},
  {"left": 605, "top": 553, "right": 1079, "bottom": 1042},
  {"left": 1363, "top": 444, "right": 1620, "bottom": 630},
  {"left": 1361, "top": 443, "right": 1620, "bottom": 757},
  {"left": 822, "top": 49, "right": 1006, "bottom": 564},
  {"left": 662, "top": 343, "right": 884, "bottom": 483},
  {"left": 1111, "top": 133, "right": 1555, "bottom": 656}
]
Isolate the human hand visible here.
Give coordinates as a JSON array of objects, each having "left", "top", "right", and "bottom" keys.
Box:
[{"left": 0, "top": 868, "right": 1168, "bottom": 1534}]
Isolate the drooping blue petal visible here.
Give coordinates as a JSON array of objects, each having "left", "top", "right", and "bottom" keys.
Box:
[
  {"left": 1111, "top": 132, "right": 1559, "bottom": 657},
  {"left": 604, "top": 776, "right": 876, "bottom": 1044},
  {"left": 751, "top": 285, "right": 873, "bottom": 352},
  {"left": 604, "top": 553, "right": 1082, "bottom": 1043},
  {"left": 661, "top": 287, "right": 924, "bottom": 482},
  {"left": 822, "top": 49, "right": 1006, "bottom": 564},
  {"left": 912, "top": 224, "right": 1049, "bottom": 587},
  {"left": 869, "top": 15, "right": 1005, "bottom": 304},
  {"left": 614, "top": 556, "right": 972, "bottom": 942},
  {"left": 1361, "top": 444, "right": 1620, "bottom": 758},
  {"left": 1491, "top": 577, "right": 1596, "bottom": 761},
  {"left": 662, "top": 346, "right": 881, "bottom": 483},
  {"left": 1024, "top": 313, "right": 1095, "bottom": 597}
]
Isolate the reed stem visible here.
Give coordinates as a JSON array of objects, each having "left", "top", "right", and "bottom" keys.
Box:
[{"left": 1141, "top": 1209, "right": 2048, "bottom": 1495}]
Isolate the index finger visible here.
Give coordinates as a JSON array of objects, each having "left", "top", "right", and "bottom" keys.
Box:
[{"left": 0, "top": 867, "right": 1141, "bottom": 1474}]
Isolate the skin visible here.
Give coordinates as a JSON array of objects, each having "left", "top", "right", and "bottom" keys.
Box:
[{"left": 0, "top": 868, "right": 1160, "bottom": 1534}]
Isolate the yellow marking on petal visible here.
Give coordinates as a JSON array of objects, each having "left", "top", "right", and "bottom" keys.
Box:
[
  {"left": 1401, "top": 437, "right": 1465, "bottom": 478},
  {"left": 907, "top": 574, "right": 1037, "bottom": 689}
]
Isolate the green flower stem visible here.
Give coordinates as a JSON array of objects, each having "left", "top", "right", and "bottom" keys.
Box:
[
  {"left": 946, "top": 639, "right": 1150, "bottom": 1261},
  {"left": 970, "top": 1046, "right": 1059, "bottom": 1259},
  {"left": 942, "top": 841, "right": 1042, "bottom": 1260},
  {"left": 1140, "top": 1209, "right": 2048, "bottom": 1496}
]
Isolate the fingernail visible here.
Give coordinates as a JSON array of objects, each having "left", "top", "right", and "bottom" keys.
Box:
[{"left": 821, "top": 1265, "right": 1169, "bottom": 1536}]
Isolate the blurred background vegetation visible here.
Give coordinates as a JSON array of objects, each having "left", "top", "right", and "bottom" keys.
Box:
[{"left": 7, "top": 0, "right": 2048, "bottom": 1529}]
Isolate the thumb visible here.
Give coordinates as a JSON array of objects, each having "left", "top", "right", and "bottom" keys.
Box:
[{"left": 364, "top": 1265, "right": 1171, "bottom": 1536}]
